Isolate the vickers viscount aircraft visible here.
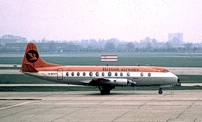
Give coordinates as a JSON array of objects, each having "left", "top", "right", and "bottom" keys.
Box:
[{"left": 20, "top": 43, "right": 180, "bottom": 94}]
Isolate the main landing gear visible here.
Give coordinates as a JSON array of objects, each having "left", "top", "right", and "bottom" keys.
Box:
[
  {"left": 98, "top": 86, "right": 115, "bottom": 95},
  {"left": 158, "top": 87, "right": 163, "bottom": 94}
]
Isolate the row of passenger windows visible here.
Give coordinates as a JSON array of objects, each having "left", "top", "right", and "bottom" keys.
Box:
[{"left": 66, "top": 72, "right": 151, "bottom": 77}]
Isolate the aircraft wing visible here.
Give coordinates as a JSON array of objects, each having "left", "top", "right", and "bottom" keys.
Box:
[{"left": 88, "top": 78, "right": 135, "bottom": 86}]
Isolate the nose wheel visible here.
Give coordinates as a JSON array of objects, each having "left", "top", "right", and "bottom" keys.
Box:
[{"left": 158, "top": 87, "right": 163, "bottom": 94}]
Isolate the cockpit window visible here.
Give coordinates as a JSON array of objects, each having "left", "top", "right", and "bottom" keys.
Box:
[{"left": 162, "top": 69, "right": 169, "bottom": 72}]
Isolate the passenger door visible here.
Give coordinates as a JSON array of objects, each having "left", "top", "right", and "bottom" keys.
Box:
[{"left": 57, "top": 68, "right": 63, "bottom": 80}]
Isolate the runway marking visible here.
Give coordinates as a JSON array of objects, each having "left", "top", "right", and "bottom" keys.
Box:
[
  {"left": 0, "top": 99, "right": 41, "bottom": 100},
  {"left": 0, "top": 101, "right": 31, "bottom": 110}
]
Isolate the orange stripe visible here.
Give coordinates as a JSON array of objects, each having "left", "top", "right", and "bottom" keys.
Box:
[{"left": 37, "top": 66, "right": 167, "bottom": 72}]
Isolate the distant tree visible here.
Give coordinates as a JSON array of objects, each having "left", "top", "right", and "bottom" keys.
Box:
[
  {"left": 104, "top": 42, "right": 115, "bottom": 51},
  {"left": 151, "top": 39, "right": 158, "bottom": 46},
  {"left": 67, "top": 41, "right": 75, "bottom": 45},
  {"left": 145, "top": 37, "right": 150, "bottom": 42},
  {"left": 126, "top": 42, "right": 135, "bottom": 52},
  {"left": 146, "top": 41, "right": 152, "bottom": 50},
  {"left": 48, "top": 41, "right": 56, "bottom": 52},
  {"left": 140, "top": 37, "right": 152, "bottom": 50},
  {"left": 184, "top": 43, "right": 193, "bottom": 50},
  {"left": 30, "top": 40, "right": 37, "bottom": 43},
  {"left": 164, "top": 42, "right": 172, "bottom": 50},
  {"left": 88, "top": 39, "right": 97, "bottom": 46}
]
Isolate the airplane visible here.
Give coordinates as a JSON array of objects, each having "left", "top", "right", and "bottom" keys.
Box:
[{"left": 20, "top": 42, "right": 180, "bottom": 94}]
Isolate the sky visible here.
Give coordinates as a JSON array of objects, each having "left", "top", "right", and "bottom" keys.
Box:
[{"left": 1, "top": 0, "right": 202, "bottom": 42}]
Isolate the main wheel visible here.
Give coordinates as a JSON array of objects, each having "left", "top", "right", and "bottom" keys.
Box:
[
  {"left": 98, "top": 86, "right": 111, "bottom": 95},
  {"left": 100, "top": 89, "right": 110, "bottom": 94},
  {"left": 158, "top": 90, "right": 163, "bottom": 94}
]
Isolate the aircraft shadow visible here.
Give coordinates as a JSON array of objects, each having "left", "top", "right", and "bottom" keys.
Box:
[{"left": 84, "top": 91, "right": 158, "bottom": 96}]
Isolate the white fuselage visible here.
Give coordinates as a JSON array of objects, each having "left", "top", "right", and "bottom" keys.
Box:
[{"left": 24, "top": 70, "right": 178, "bottom": 87}]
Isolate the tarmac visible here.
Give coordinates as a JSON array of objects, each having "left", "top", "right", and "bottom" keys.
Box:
[
  {"left": 0, "top": 90, "right": 202, "bottom": 122},
  {"left": 0, "top": 83, "right": 202, "bottom": 86}
]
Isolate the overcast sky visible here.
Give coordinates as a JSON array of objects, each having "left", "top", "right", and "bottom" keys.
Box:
[{"left": 1, "top": 0, "right": 202, "bottom": 42}]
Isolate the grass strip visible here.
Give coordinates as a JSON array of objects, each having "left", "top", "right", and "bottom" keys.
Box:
[{"left": 1, "top": 56, "right": 202, "bottom": 67}]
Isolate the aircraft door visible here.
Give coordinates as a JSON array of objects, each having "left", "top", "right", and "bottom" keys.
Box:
[{"left": 57, "top": 68, "right": 63, "bottom": 80}]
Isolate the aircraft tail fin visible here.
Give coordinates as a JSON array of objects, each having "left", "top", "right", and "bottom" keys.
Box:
[{"left": 20, "top": 42, "right": 61, "bottom": 72}]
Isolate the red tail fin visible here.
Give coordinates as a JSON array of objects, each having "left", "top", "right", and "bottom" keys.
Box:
[{"left": 20, "top": 43, "right": 61, "bottom": 72}]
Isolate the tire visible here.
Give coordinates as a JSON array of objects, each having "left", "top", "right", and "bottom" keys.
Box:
[
  {"left": 100, "top": 89, "right": 110, "bottom": 94},
  {"left": 158, "top": 90, "right": 163, "bottom": 94}
]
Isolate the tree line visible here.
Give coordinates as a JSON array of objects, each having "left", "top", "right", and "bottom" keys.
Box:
[{"left": 0, "top": 35, "right": 201, "bottom": 52}]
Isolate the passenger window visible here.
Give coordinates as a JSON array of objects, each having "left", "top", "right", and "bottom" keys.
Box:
[
  {"left": 83, "top": 72, "right": 86, "bottom": 76},
  {"left": 148, "top": 73, "right": 151, "bottom": 77},
  {"left": 140, "top": 72, "right": 144, "bottom": 77},
  {"left": 77, "top": 72, "right": 80, "bottom": 76},
  {"left": 120, "top": 72, "right": 123, "bottom": 76},
  {"left": 66, "top": 72, "right": 69, "bottom": 76},
  {"left": 102, "top": 72, "right": 105, "bottom": 76},
  {"left": 89, "top": 72, "right": 93, "bottom": 76},
  {"left": 71, "top": 72, "right": 74, "bottom": 76},
  {"left": 115, "top": 72, "right": 118, "bottom": 76},
  {"left": 108, "top": 72, "right": 111, "bottom": 76},
  {"left": 96, "top": 72, "right": 99, "bottom": 76},
  {"left": 127, "top": 72, "right": 130, "bottom": 76}
]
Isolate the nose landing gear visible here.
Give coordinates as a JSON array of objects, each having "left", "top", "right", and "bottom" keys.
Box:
[
  {"left": 158, "top": 87, "right": 163, "bottom": 94},
  {"left": 176, "top": 78, "right": 181, "bottom": 86}
]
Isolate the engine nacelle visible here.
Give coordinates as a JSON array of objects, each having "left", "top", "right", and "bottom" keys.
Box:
[{"left": 107, "top": 78, "right": 131, "bottom": 86}]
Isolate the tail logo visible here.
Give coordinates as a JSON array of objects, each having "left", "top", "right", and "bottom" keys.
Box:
[{"left": 26, "top": 50, "right": 39, "bottom": 63}]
